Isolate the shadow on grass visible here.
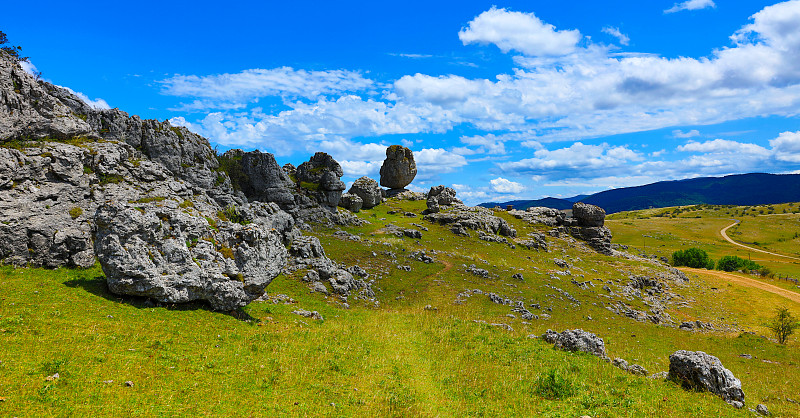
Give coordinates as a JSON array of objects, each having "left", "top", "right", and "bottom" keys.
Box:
[{"left": 62, "top": 275, "right": 258, "bottom": 322}]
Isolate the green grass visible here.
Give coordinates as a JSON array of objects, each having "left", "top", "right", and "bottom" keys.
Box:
[{"left": 1, "top": 199, "right": 799, "bottom": 416}]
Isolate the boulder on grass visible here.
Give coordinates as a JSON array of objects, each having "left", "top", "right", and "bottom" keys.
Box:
[{"left": 668, "top": 350, "right": 745, "bottom": 408}]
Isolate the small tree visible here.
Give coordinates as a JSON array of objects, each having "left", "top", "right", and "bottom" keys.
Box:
[
  {"left": 0, "top": 31, "right": 28, "bottom": 63},
  {"left": 766, "top": 308, "right": 800, "bottom": 344}
]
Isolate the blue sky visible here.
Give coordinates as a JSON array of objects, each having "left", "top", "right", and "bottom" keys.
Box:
[{"left": 4, "top": 0, "right": 800, "bottom": 204}]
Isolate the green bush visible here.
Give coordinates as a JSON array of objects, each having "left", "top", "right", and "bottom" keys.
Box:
[
  {"left": 716, "top": 255, "right": 761, "bottom": 272},
  {"left": 671, "top": 248, "right": 713, "bottom": 269},
  {"left": 533, "top": 369, "right": 575, "bottom": 400}
]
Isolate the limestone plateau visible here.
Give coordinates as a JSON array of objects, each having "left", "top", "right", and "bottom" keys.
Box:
[{"left": 0, "top": 52, "right": 621, "bottom": 311}]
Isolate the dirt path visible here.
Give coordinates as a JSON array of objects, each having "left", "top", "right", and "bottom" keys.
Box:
[
  {"left": 719, "top": 220, "right": 800, "bottom": 262},
  {"left": 680, "top": 267, "right": 800, "bottom": 305}
]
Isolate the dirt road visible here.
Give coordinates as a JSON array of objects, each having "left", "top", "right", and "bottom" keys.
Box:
[
  {"left": 680, "top": 267, "right": 800, "bottom": 305},
  {"left": 719, "top": 220, "right": 800, "bottom": 262}
]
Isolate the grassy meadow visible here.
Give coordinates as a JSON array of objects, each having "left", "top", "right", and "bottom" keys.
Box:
[{"left": 1, "top": 199, "right": 799, "bottom": 416}]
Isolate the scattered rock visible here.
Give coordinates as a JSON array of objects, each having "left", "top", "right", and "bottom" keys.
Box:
[
  {"left": 292, "top": 309, "right": 323, "bottom": 321},
  {"left": 542, "top": 329, "right": 608, "bottom": 359},
  {"left": 668, "top": 350, "right": 745, "bottom": 408},
  {"left": 45, "top": 373, "right": 59, "bottom": 381},
  {"left": 425, "top": 205, "right": 516, "bottom": 238},
  {"left": 124, "top": 381, "right": 134, "bottom": 387},
  {"left": 467, "top": 265, "right": 489, "bottom": 278},
  {"left": 403, "top": 229, "right": 422, "bottom": 239},
  {"left": 512, "top": 273, "right": 524, "bottom": 281},
  {"left": 426, "top": 185, "right": 461, "bottom": 213},
  {"left": 756, "top": 403, "right": 769, "bottom": 416}
]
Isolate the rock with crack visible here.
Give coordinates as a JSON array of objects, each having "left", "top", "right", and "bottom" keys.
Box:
[
  {"left": 94, "top": 203, "right": 287, "bottom": 311},
  {"left": 338, "top": 193, "right": 363, "bottom": 213},
  {"left": 424, "top": 204, "right": 516, "bottom": 238},
  {"left": 425, "top": 185, "right": 461, "bottom": 213},
  {"left": 668, "top": 350, "right": 745, "bottom": 408},
  {"left": 380, "top": 145, "right": 416, "bottom": 194},
  {"left": 508, "top": 207, "right": 565, "bottom": 227},
  {"left": 348, "top": 176, "right": 382, "bottom": 209},
  {"left": 295, "top": 152, "right": 346, "bottom": 209},
  {"left": 542, "top": 329, "right": 608, "bottom": 360}
]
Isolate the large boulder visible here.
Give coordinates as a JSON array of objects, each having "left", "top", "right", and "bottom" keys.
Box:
[
  {"left": 338, "top": 193, "right": 363, "bottom": 213},
  {"left": 509, "top": 207, "right": 566, "bottom": 227},
  {"left": 542, "top": 329, "right": 608, "bottom": 359},
  {"left": 424, "top": 205, "right": 516, "bottom": 238},
  {"left": 220, "top": 149, "right": 295, "bottom": 205},
  {"left": 295, "top": 152, "right": 346, "bottom": 208},
  {"left": 94, "top": 204, "right": 287, "bottom": 311},
  {"left": 379, "top": 145, "right": 416, "bottom": 190},
  {"left": 668, "top": 350, "right": 745, "bottom": 408},
  {"left": 573, "top": 202, "right": 606, "bottom": 227},
  {"left": 348, "top": 176, "right": 382, "bottom": 209}
]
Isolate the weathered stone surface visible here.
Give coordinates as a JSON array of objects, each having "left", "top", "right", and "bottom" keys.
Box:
[
  {"left": 295, "top": 152, "right": 346, "bottom": 209},
  {"left": 573, "top": 202, "right": 606, "bottom": 227},
  {"left": 224, "top": 150, "right": 295, "bottom": 205},
  {"left": 542, "top": 329, "right": 608, "bottom": 359},
  {"left": 568, "top": 225, "right": 613, "bottom": 255},
  {"left": 424, "top": 204, "right": 516, "bottom": 238},
  {"left": 426, "top": 185, "right": 461, "bottom": 213},
  {"left": 668, "top": 350, "right": 745, "bottom": 408},
  {"left": 348, "top": 176, "right": 382, "bottom": 208},
  {"left": 338, "top": 193, "right": 363, "bottom": 213},
  {"left": 379, "top": 145, "right": 416, "bottom": 189},
  {"left": 509, "top": 207, "right": 566, "bottom": 227},
  {"left": 94, "top": 204, "right": 287, "bottom": 311}
]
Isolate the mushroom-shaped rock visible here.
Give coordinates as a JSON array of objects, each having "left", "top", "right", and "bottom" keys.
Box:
[
  {"left": 348, "top": 176, "right": 382, "bottom": 209},
  {"left": 379, "top": 145, "right": 416, "bottom": 189},
  {"left": 668, "top": 350, "right": 745, "bottom": 408}
]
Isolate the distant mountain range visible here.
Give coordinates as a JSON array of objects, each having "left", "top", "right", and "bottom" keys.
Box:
[{"left": 480, "top": 173, "right": 800, "bottom": 214}]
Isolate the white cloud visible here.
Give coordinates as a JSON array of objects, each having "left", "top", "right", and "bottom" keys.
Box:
[
  {"left": 414, "top": 148, "right": 468, "bottom": 174},
  {"left": 459, "top": 133, "right": 507, "bottom": 155},
  {"left": 498, "top": 142, "right": 642, "bottom": 176},
  {"left": 458, "top": 7, "right": 581, "bottom": 56},
  {"left": 490, "top": 177, "right": 525, "bottom": 193},
  {"left": 770, "top": 131, "right": 800, "bottom": 162},
  {"left": 161, "top": 67, "right": 375, "bottom": 101},
  {"left": 673, "top": 129, "right": 700, "bottom": 138},
  {"left": 20, "top": 60, "right": 38, "bottom": 76},
  {"left": 665, "top": 0, "right": 716, "bottom": 14},
  {"left": 677, "top": 138, "right": 770, "bottom": 156},
  {"left": 602, "top": 26, "right": 629, "bottom": 46}
]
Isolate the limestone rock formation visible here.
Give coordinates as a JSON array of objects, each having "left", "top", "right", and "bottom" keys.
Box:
[
  {"left": 348, "top": 176, "right": 382, "bottom": 209},
  {"left": 426, "top": 185, "right": 461, "bottom": 213},
  {"left": 668, "top": 350, "right": 745, "bottom": 408},
  {"left": 424, "top": 204, "right": 516, "bottom": 238},
  {"left": 542, "top": 329, "right": 608, "bottom": 360},
  {"left": 509, "top": 207, "right": 566, "bottom": 227},
  {"left": 94, "top": 203, "right": 288, "bottom": 311},
  {"left": 221, "top": 150, "right": 295, "bottom": 205},
  {"left": 379, "top": 145, "right": 416, "bottom": 191},
  {"left": 573, "top": 202, "right": 606, "bottom": 227},
  {"left": 339, "top": 193, "right": 363, "bottom": 213},
  {"left": 295, "top": 152, "right": 346, "bottom": 209}
]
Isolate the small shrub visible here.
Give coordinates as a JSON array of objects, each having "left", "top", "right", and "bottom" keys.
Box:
[
  {"left": 68, "top": 207, "right": 83, "bottom": 219},
  {"left": 219, "top": 246, "right": 235, "bottom": 260},
  {"left": 533, "top": 369, "right": 575, "bottom": 400},
  {"left": 716, "top": 255, "right": 761, "bottom": 272},
  {"left": 179, "top": 200, "right": 194, "bottom": 209},
  {"left": 765, "top": 308, "right": 800, "bottom": 344},
  {"left": 219, "top": 206, "right": 248, "bottom": 225},
  {"left": 671, "top": 248, "right": 713, "bottom": 269},
  {"left": 98, "top": 173, "right": 124, "bottom": 185}
]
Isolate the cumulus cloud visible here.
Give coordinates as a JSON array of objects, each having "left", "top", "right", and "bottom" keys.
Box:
[
  {"left": 498, "top": 142, "right": 642, "bottom": 176},
  {"left": 665, "top": 0, "right": 716, "bottom": 14},
  {"left": 414, "top": 148, "right": 468, "bottom": 174},
  {"left": 770, "top": 131, "right": 800, "bottom": 162},
  {"left": 602, "top": 26, "right": 629, "bottom": 46},
  {"left": 458, "top": 7, "right": 581, "bottom": 56},
  {"left": 490, "top": 177, "right": 525, "bottom": 193},
  {"left": 161, "top": 67, "right": 375, "bottom": 101}
]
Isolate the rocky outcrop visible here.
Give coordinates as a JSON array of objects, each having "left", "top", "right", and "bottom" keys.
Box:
[
  {"left": 511, "top": 202, "right": 612, "bottom": 255},
  {"left": 542, "top": 329, "right": 608, "bottom": 360},
  {"left": 669, "top": 350, "right": 745, "bottom": 408},
  {"left": 425, "top": 185, "right": 461, "bottom": 213},
  {"left": 338, "top": 193, "right": 363, "bottom": 213},
  {"left": 287, "top": 235, "right": 374, "bottom": 302},
  {"left": 295, "top": 152, "right": 346, "bottom": 209},
  {"left": 221, "top": 150, "right": 295, "bottom": 206},
  {"left": 424, "top": 204, "right": 516, "bottom": 238},
  {"left": 94, "top": 203, "right": 288, "bottom": 311},
  {"left": 379, "top": 145, "right": 416, "bottom": 192},
  {"left": 348, "top": 176, "right": 382, "bottom": 209}
]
